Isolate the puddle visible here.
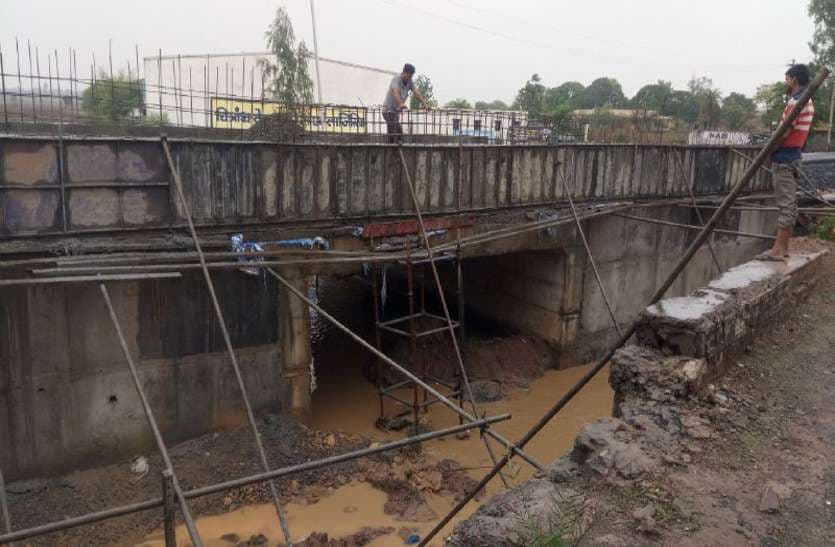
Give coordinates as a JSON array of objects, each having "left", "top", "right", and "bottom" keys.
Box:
[
  {"left": 137, "top": 363, "right": 613, "bottom": 546},
  {"left": 137, "top": 274, "right": 614, "bottom": 546},
  {"left": 138, "top": 481, "right": 459, "bottom": 546}
]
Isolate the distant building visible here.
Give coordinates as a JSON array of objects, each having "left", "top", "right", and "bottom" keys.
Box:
[{"left": 142, "top": 52, "right": 398, "bottom": 128}]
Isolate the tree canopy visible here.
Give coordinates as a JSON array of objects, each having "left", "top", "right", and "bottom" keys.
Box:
[
  {"left": 444, "top": 98, "right": 472, "bottom": 109},
  {"left": 474, "top": 99, "right": 510, "bottom": 110},
  {"left": 82, "top": 72, "right": 142, "bottom": 121},
  {"left": 574, "top": 77, "right": 626, "bottom": 109},
  {"left": 514, "top": 74, "right": 547, "bottom": 117},
  {"left": 809, "top": 0, "right": 835, "bottom": 67},
  {"left": 411, "top": 75, "right": 437, "bottom": 109},
  {"left": 260, "top": 7, "right": 314, "bottom": 105},
  {"left": 720, "top": 92, "right": 757, "bottom": 130}
]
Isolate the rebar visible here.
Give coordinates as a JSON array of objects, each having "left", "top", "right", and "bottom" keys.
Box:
[{"left": 398, "top": 146, "right": 519, "bottom": 486}]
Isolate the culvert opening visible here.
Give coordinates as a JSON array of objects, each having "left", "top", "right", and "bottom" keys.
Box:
[{"left": 306, "top": 257, "right": 612, "bottom": 450}]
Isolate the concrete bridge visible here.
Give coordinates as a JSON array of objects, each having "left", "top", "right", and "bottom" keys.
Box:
[{"left": 0, "top": 136, "right": 778, "bottom": 478}]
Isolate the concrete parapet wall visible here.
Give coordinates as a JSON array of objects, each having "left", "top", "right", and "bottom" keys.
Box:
[
  {"left": 0, "top": 137, "right": 772, "bottom": 239},
  {"left": 613, "top": 251, "right": 825, "bottom": 402}
]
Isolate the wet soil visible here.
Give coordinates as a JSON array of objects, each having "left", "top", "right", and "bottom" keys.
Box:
[{"left": 576, "top": 239, "right": 835, "bottom": 546}]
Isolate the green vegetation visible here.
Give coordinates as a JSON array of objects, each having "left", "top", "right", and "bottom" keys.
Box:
[
  {"left": 411, "top": 75, "right": 437, "bottom": 109},
  {"left": 514, "top": 519, "right": 567, "bottom": 547},
  {"left": 81, "top": 72, "right": 143, "bottom": 122},
  {"left": 444, "top": 98, "right": 473, "bottom": 109},
  {"left": 260, "top": 6, "right": 314, "bottom": 105},
  {"left": 811, "top": 215, "right": 835, "bottom": 240}
]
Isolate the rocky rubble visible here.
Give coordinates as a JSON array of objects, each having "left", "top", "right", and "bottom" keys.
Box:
[{"left": 449, "top": 252, "right": 826, "bottom": 546}]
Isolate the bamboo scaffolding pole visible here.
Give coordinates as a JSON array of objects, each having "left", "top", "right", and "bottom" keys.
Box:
[
  {"left": 266, "top": 266, "right": 546, "bottom": 473},
  {"left": 0, "top": 415, "right": 509, "bottom": 545},
  {"left": 0, "top": 273, "right": 182, "bottom": 287},
  {"left": 615, "top": 213, "right": 776, "bottom": 241},
  {"left": 99, "top": 284, "right": 203, "bottom": 547},
  {"left": 396, "top": 147, "right": 511, "bottom": 488},
  {"left": 558, "top": 168, "right": 622, "bottom": 336},
  {"left": 418, "top": 66, "right": 829, "bottom": 547},
  {"left": 160, "top": 137, "right": 294, "bottom": 546}
]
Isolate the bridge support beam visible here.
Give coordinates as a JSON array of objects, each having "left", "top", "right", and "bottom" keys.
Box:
[
  {"left": 464, "top": 248, "right": 587, "bottom": 368},
  {"left": 278, "top": 268, "right": 313, "bottom": 416}
]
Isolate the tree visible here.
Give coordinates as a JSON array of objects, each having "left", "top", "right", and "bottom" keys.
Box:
[
  {"left": 474, "top": 99, "right": 510, "bottom": 110},
  {"left": 809, "top": 2, "right": 835, "bottom": 139},
  {"left": 411, "top": 75, "right": 437, "bottom": 109},
  {"left": 720, "top": 92, "right": 757, "bottom": 130},
  {"left": 809, "top": 0, "right": 835, "bottom": 67},
  {"left": 515, "top": 74, "right": 547, "bottom": 117},
  {"left": 574, "top": 77, "right": 626, "bottom": 109},
  {"left": 665, "top": 90, "right": 700, "bottom": 123},
  {"left": 544, "top": 81, "right": 585, "bottom": 110},
  {"left": 81, "top": 71, "right": 143, "bottom": 122},
  {"left": 754, "top": 82, "right": 788, "bottom": 128},
  {"left": 688, "top": 77, "right": 721, "bottom": 128},
  {"left": 444, "top": 98, "right": 472, "bottom": 109},
  {"left": 631, "top": 80, "right": 673, "bottom": 113},
  {"left": 260, "top": 7, "right": 314, "bottom": 105}
]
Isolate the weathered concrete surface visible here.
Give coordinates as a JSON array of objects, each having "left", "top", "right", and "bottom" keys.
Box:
[
  {"left": 465, "top": 205, "right": 776, "bottom": 366},
  {"left": 0, "top": 137, "right": 771, "bottom": 239},
  {"left": 636, "top": 252, "right": 823, "bottom": 373},
  {"left": 0, "top": 271, "right": 283, "bottom": 479},
  {"left": 450, "top": 250, "right": 827, "bottom": 546}
]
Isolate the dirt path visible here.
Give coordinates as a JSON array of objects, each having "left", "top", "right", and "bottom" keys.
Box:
[{"left": 577, "top": 242, "right": 835, "bottom": 546}]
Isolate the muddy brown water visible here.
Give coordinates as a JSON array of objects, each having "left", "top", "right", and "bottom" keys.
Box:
[{"left": 137, "top": 276, "right": 614, "bottom": 546}]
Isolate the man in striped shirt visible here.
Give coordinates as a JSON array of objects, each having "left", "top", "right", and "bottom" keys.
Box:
[{"left": 760, "top": 64, "right": 815, "bottom": 261}]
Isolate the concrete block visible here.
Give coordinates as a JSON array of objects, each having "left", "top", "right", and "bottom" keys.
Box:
[
  {"left": 2, "top": 189, "right": 61, "bottom": 232},
  {"left": 638, "top": 252, "right": 825, "bottom": 371},
  {"left": 117, "top": 142, "right": 166, "bottom": 182},
  {"left": 66, "top": 143, "right": 118, "bottom": 183},
  {"left": 281, "top": 149, "right": 296, "bottom": 217},
  {"left": 68, "top": 188, "right": 121, "bottom": 228},
  {"left": 122, "top": 188, "right": 169, "bottom": 226},
  {"left": 318, "top": 150, "right": 332, "bottom": 215},
  {"left": 2, "top": 141, "right": 58, "bottom": 184}
]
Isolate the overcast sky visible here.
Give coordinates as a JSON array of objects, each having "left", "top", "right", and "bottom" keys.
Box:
[{"left": 2, "top": 0, "right": 816, "bottom": 104}]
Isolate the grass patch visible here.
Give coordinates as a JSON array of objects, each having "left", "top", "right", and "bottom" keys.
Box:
[{"left": 810, "top": 216, "right": 835, "bottom": 241}]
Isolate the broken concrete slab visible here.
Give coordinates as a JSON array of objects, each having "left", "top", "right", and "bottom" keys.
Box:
[{"left": 636, "top": 252, "right": 825, "bottom": 375}]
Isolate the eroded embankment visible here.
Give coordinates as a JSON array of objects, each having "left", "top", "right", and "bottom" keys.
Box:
[{"left": 451, "top": 239, "right": 831, "bottom": 547}]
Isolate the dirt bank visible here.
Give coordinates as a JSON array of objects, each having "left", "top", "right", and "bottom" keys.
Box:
[{"left": 452, "top": 239, "right": 835, "bottom": 546}]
